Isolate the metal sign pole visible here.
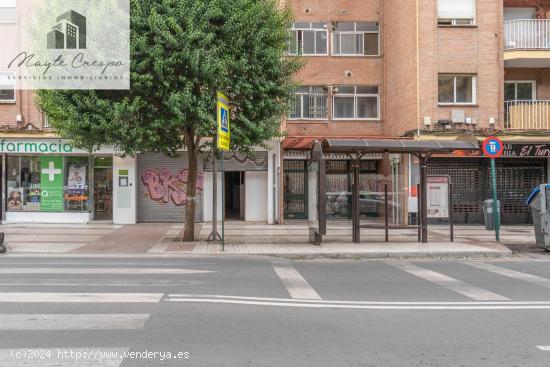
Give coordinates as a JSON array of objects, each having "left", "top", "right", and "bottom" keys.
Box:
[
  {"left": 207, "top": 149, "right": 221, "bottom": 242},
  {"left": 490, "top": 158, "right": 500, "bottom": 241},
  {"left": 221, "top": 153, "right": 225, "bottom": 251}
]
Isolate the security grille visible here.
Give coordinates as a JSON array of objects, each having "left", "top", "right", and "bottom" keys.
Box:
[{"left": 283, "top": 160, "right": 308, "bottom": 219}]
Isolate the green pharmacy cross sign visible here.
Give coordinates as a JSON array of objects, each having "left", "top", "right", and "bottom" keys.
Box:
[{"left": 40, "top": 156, "right": 64, "bottom": 211}]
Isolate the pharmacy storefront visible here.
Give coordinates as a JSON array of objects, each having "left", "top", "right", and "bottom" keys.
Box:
[{"left": 1, "top": 138, "right": 136, "bottom": 224}]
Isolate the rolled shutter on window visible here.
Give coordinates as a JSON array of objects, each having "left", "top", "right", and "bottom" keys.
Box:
[{"left": 437, "top": 0, "right": 475, "bottom": 19}]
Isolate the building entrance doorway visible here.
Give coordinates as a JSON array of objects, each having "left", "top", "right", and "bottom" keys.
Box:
[
  {"left": 225, "top": 171, "right": 245, "bottom": 220},
  {"left": 93, "top": 157, "right": 113, "bottom": 221}
]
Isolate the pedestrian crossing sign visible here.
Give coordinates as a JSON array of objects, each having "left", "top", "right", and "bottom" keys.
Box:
[{"left": 217, "top": 92, "right": 230, "bottom": 151}]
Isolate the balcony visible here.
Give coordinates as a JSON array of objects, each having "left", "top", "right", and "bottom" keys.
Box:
[
  {"left": 505, "top": 100, "right": 550, "bottom": 130},
  {"left": 504, "top": 20, "right": 550, "bottom": 67}
]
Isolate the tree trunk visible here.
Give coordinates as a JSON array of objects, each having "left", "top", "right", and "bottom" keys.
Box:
[{"left": 183, "top": 132, "right": 198, "bottom": 241}]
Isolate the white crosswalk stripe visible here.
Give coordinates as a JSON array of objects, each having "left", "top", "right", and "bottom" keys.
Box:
[
  {"left": 0, "top": 267, "right": 214, "bottom": 274},
  {"left": 272, "top": 261, "right": 321, "bottom": 300},
  {"left": 537, "top": 346, "right": 550, "bottom": 351},
  {"left": 386, "top": 261, "right": 510, "bottom": 301},
  {"left": 464, "top": 261, "right": 550, "bottom": 289},
  {"left": 0, "top": 292, "right": 163, "bottom": 303},
  {"left": 0, "top": 314, "right": 150, "bottom": 330}
]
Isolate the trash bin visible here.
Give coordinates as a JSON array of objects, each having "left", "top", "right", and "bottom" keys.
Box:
[
  {"left": 526, "top": 184, "right": 550, "bottom": 250},
  {"left": 483, "top": 199, "right": 501, "bottom": 230}
]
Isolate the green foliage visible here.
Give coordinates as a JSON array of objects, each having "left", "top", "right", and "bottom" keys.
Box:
[{"left": 38, "top": 0, "right": 302, "bottom": 155}]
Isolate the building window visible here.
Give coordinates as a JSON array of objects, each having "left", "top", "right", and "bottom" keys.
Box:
[
  {"left": 437, "top": 0, "right": 475, "bottom": 25},
  {"left": 504, "top": 81, "right": 535, "bottom": 101},
  {"left": 6, "top": 155, "right": 90, "bottom": 213},
  {"left": 332, "top": 21, "right": 379, "bottom": 56},
  {"left": 289, "top": 86, "right": 328, "bottom": 119},
  {"left": 288, "top": 22, "right": 328, "bottom": 56},
  {"left": 333, "top": 85, "right": 379, "bottom": 120},
  {"left": 438, "top": 75, "right": 476, "bottom": 104},
  {"left": 0, "top": 71, "right": 15, "bottom": 103},
  {"left": 0, "top": 0, "right": 16, "bottom": 23}
]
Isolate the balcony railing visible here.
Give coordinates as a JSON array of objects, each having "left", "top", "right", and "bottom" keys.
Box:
[
  {"left": 505, "top": 19, "right": 550, "bottom": 50},
  {"left": 505, "top": 100, "right": 550, "bottom": 130}
]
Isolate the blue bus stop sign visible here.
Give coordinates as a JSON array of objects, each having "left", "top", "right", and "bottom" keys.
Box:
[{"left": 482, "top": 137, "right": 504, "bottom": 159}]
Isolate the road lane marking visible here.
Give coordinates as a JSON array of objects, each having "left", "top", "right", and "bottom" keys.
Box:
[
  {"left": 0, "top": 348, "right": 128, "bottom": 366},
  {"left": 537, "top": 346, "right": 550, "bottom": 351},
  {"left": 167, "top": 297, "right": 550, "bottom": 310},
  {"left": 464, "top": 261, "right": 550, "bottom": 289},
  {"left": 0, "top": 314, "right": 150, "bottom": 330},
  {"left": 272, "top": 261, "right": 321, "bottom": 300},
  {"left": 386, "top": 261, "right": 509, "bottom": 301},
  {"left": 0, "top": 293, "right": 163, "bottom": 303},
  {"left": 0, "top": 268, "right": 214, "bottom": 274},
  {"left": 168, "top": 294, "right": 550, "bottom": 305}
]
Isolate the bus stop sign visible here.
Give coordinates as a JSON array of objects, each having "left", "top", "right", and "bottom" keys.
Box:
[{"left": 482, "top": 137, "right": 504, "bottom": 159}]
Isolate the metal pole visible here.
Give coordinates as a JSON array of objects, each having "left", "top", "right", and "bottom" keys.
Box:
[
  {"left": 221, "top": 154, "right": 225, "bottom": 251},
  {"left": 207, "top": 150, "right": 221, "bottom": 241},
  {"left": 318, "top": 157, "right": 327, "bottom": 235},
  {"left": 384, "top": 183, "right": 389, "bottom": 243},
  {"left": 352, "top": 159, "right": 360, "bottom": 243},
  {"left": 417, "top": 183, "right": 421, "bottom": 242},
  {"left": 490, "top": 158, "right": 500, "bottom": 241},
  {"left": 419, "top": 156, "right": 428, "bottom": 244},
  {"left": 449, "top": 182, "right": 454, "bottom": 242}
]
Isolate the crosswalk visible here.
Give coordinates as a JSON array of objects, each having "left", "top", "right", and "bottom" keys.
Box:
[{"left": 0, "top": 258, "right": 549, "bottom": 365}]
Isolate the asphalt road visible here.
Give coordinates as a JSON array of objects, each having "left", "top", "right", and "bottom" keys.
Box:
[{"left": 0, "top": 255, "right": 549, "bottom": 366}]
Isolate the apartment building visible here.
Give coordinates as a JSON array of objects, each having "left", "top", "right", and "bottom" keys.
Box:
[{"left": 281, "top": 0, "right": 550, "bottom": 226}]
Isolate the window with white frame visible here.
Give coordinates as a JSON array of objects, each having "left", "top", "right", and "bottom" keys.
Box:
[
  {"left": 333, "top": 86, "right": 379, "bottom": 120},
  {"left": 332, "top": 21, "right": 379, "bottom": 56},
  {"left": 289, "top": 86, "right": 328, "bottom": 119},
  {"left": 0, "top": 71, "right": 15, "bottom": 103},
  {"left": 438, "top": 75, "right": 476, "bottom": 104},
  {"left": 0, "top": 0, "right": 16, "bottom": 23},
  {"left": 504, "top": 81, "right": 535, "bottom": 101},
  {"left": 288, "top": 22, "right": 328, "bottom": 56},
  {"left": 437, "top": 0, "right": 475, "bottom": 25}
]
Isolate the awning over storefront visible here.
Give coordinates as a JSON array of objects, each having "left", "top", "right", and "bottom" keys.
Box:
[{"left": 321, "top": 139, "right": 479, "bottom": 154}]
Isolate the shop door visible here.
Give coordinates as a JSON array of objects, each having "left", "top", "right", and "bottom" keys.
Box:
[
  {"left": 283, "top": 160, "right": 307, "bottom": 219},
  {"left": 489, "top": 159, "right": 546, "bottom": 224},
  {"left": 93, "top": 160, "right": 113, "bottom": 220},
  {"left": 225, "top": 171, "right": 245, "bottom": 220}
]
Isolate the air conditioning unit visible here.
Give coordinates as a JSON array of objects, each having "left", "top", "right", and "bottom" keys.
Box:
[
  {"left": 451, "top": 110, "right": 465, "bottom": 123},
  {"left": 465, "top": 117, "right": 472, "bottom": 124},
  {"left": 423, "top": 116, "right": 432, "bottom": 126}
]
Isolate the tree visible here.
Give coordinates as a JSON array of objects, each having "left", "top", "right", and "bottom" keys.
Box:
[{"left": 38, "top": 0, "right": 302, "bottom": 240}]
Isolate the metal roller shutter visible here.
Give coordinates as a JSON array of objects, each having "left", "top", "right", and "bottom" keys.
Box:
[
  {"left": 203, "top": 152, "right": 268, "bottom": 171},
  {"left": 137, "top": 153, "right": 204, "bottom": 222}
]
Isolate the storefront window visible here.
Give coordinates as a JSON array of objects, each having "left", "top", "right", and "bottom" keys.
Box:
[
  {"left": 6, "top": 155, "right": 90, "bottom": 212},
  {"left": 7, "top": 156, "right": 41, "bottom": 211},
  {"left": 65, "top": 156, "right": 90, "bottom": 212}
]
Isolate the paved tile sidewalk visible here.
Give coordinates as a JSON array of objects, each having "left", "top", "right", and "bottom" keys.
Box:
[{"left": 0, "top": 221, "right": 535, "bottom": 258}]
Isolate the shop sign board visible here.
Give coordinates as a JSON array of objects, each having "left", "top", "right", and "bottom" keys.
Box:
[
  {"left": 427, "top": 176, "right": 450, "bottom": 219},
  {"left": 40, "top": 156, "right": 65, "bottom": 211},
  {"left": 217, "top": 92, "right": 230, "bottom": 151},
  {"left": 0, "top": 139, "right": 116, "bottom": 154},
  {"left": 502, "top": 143, "right": 550, "bottom": 157}
]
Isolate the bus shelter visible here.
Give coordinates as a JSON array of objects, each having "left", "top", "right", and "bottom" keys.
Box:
[{"left": 310, "top": 139, "right": 479, "bottom": 244}]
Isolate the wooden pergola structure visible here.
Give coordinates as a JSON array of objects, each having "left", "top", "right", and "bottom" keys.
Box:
[{"left": 310, "top": 139, "right": 480, "bottom": 244}]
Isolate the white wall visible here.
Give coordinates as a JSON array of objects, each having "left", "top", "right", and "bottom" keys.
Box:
[
  {"left": 203, "top": 171, "right": 223, "bottom": 222},
  {"left": 113, "top": 156, "right": 136, "bottom": 224},
  {"left": 245, "top": 171, "right": 268, "bottom": 222}
]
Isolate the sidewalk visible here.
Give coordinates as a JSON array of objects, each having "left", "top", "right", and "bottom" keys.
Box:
[{"left": 0, "top": 221, "right": 528, "bottom": 258}]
